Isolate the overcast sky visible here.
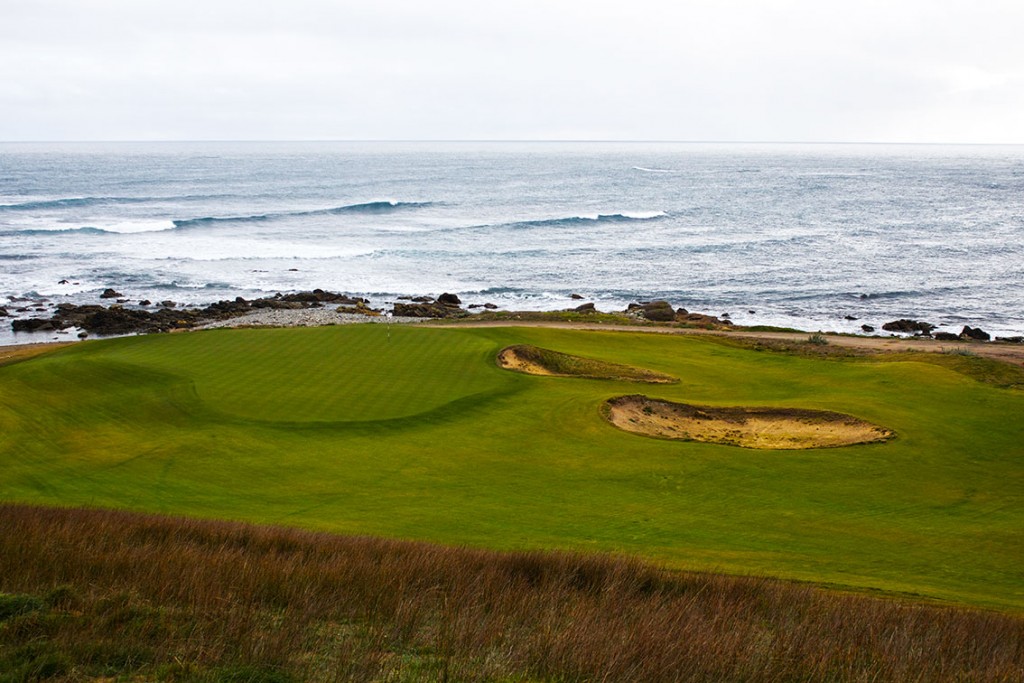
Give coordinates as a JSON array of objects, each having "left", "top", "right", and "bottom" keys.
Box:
[{"left": 2, "top": 0, "right": 1023, "bottom": 143}]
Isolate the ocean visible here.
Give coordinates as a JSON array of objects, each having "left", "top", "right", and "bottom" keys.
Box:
[{"left": 2, "top": 141, "right": 1022, "bottom": 345}]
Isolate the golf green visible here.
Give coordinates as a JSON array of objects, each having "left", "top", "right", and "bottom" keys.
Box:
[{"left": 1, "top": 324, "right": 1022, "bottom": 610}]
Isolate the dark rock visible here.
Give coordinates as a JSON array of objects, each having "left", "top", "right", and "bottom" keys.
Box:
[
  {"left": 634, "top": 301, "right": 675, "bottom": 321},
  {"left": 468, "top": 304, "right": 482, "bottom": 309},
  {"left": 280, "top": 290, "right": 366, "bottom": 305},
  {"left": 675, "top": 308, "right": 689, "bottom": 316},
  {"left": 844, "top": 315, "right": 858, "bottom": 321},
  {"left": 77, "top": 331, "right": 89, "bottom": 339},
  {"left": 960, "top": 326, "right": 990, "bottom": 341},
  {"left": 116, "top": 299, "right": 128, "bottom": 304},
  {"left": 397, "top": 296, "right": 411, "bottom": 301},
  {"left": 676, "top": 312, "right": 733, "bottom": 328},
  {"left": 861, "top": 325, "right": 875, "bottom": 333},
  {"left": 100, "top": 288, "right": 123, "bottom": 299},
  {"left": 0, "top": 307, "right": 7, "bottom": 317},
  {"left": 995, "top": 336, "right": 1024, "bottom": 344},
  {"left": 161, "top": 300, "right": 176, "bottom": 308},
  {"left": 721, "top": 312, "right": 731, "bottom": 318},
  {"left": 16, "top": 307, "right": 29, "bottom": 313},
  {"left": 288, "top": 268, "right": 299, "bottom": 271},
  {"left": 882, "top": 319, "right": 935, "bottom": 334},
  {"left": 437, "top": 292, "right": 462, "bottom": 306},
  {"left": 392, "top": 303, "right": 432, "bottom": 317},
  {"left": 139, "top": 300, "right": 152, "bottom": 306},
  {"left": 392, "top": 302, "right": 467, "bottom": 319},
  {"left": 573, "top": 303, "right": 597, "bottom": 313},
  {"left": 411, "top": 296, "right": 434, "bottom": 303},
  {"left": 251, "top": 299, "right": 304, "bottom": 310},
  {"left": 202, "top": 299, "right": 252, "bottom": 317},
  {"left": 933, "top": 332, "right": 959, "bottom": 341},
  {"left": 483, "top": 303, "right": 498, "bottom": 309},
  {"left": 58, "top": 279, "right": 70, "bottom": 285},
  {"left": 12, "top": 318, "right": 55, "bottom": 332},
  {"left": 570, "top": 293, "right": 584, "bottom": 300},
  {"left": 337, "top": 302, "right": 380, "bottom": 316},
  {"left": 748, "top": 310, "right": 756, "bottom": 314}
]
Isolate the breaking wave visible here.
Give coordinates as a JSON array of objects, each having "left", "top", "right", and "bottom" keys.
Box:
[
  {"left": 632, "top": 167, "right": 681, "bottom": 174},
  {"left": 172, "top": 201, "right": 433, "bottom": 229},
  {"left": 0, "top": 196, "right": 154, "bottom": 211},
  {"left": 3, "top": 220, "right": 177, "bottom": 235},
  {"left": 506, "top": 211, "right": 667, "bottom": 230}
]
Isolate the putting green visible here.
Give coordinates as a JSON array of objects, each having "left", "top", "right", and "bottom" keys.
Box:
[
  {"left": 71, "top": 326, "right": 505, "bottom": 423},
  {"left": 1, "top": 324, "right": 1022, "bottom": 611}
]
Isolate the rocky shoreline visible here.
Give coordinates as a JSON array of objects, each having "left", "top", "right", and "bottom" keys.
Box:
[{"left": 3, "top": 289, "right": 1022, "bottom": 345}]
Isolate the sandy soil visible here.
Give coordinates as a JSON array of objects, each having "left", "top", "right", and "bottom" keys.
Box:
[
  {"left": 496, "top": 346, "right": 555, "bottom": 376},
  {"left": 496, "top": 344, "right": 677, "bottom": 383},
  {"left": 604, "top": 395, "right": 895, "bottom": 450}
]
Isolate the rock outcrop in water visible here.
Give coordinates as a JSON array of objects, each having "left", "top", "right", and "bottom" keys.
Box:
[
  {"left": 882, "top": 319, "right": 936, "bottom": 334},
  {"left": 392, "top": 298, "right": 468, "bottom": 319},
  {"left": 960, "top": 326, "right": 991, "bottom": 341},
  {"left": 8, "top": 290, "right": 403, "bottom": 336},
  {"left": 621, "top": 301, "right": 733, "bottom": 328}
]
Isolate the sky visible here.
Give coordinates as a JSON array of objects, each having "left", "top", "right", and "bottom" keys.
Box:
[{"left": 2, "top": 0, "right": 1023, "bottom": 143}]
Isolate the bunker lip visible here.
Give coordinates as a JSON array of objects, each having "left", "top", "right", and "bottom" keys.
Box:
[
  {"left": 604, "top": 395, "right": 895, "bottom": 449},
  {"left": 497, "top": 344, "right": 677, "bottom": 383}
]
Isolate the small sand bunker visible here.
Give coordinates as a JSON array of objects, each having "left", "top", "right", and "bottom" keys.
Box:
[
  {"left": 497, "top": 345, "right": 676, "bottom": 383},
  {"left": 604, "top": 395, "right": 894, "bottom": 449}
]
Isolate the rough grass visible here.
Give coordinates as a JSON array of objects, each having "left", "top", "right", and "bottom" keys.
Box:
[
  {"left": 703, "top": 334, "right": 1024, "bottom": 389},
  {"left": 2, "top": 325, "right": 1023, "bottom": 610},
  {"left": 2, "top": 504, "right": 1022, "bottom": 683},
  {"left": 497, "top": 344, "right": 677, "bottom": 383}
]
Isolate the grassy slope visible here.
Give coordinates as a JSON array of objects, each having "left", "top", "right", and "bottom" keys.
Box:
[{"left": 1, "top": 325, "right": 1022, "bottom": 611}]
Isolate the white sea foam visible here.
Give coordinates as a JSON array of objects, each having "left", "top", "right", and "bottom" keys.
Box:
[
  {"left": 632, "top": 166, "right": 681, "bottom": 173},
  {"left": 84, "top": 220, "right": 178, "bottom": 234}
]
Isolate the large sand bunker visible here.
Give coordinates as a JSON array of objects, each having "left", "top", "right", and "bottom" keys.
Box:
[
  {"left": 497, "top": 345, "right": 676, "bottom": 383},
  {"left": 604, "top": 395, "right": 894, "bottom": 449}
]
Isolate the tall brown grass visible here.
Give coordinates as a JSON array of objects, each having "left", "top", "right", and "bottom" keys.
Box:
[{"left": 1, "top": 503, "right": 1021, "bottom": 682}]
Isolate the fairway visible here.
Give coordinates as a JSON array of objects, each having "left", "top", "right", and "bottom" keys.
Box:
[{"left": 1, "top": 324, "right": 1022, "bottom": 611}]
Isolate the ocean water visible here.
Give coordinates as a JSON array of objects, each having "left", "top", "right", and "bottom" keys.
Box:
[{"left": 2, "top": 141, "right": 1023, "bottom": 345}]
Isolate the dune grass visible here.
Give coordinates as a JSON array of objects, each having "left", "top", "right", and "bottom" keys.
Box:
[
  {"left": 1, "top": 324, "right": 1023, "bottom": 611},
  {"left": 3, "top": 504, "right": 1023, "bottom": 683}
]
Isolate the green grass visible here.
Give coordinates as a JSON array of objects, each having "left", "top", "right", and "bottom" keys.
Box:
[{"left": 1, "top": 325, "right": 1022, "bottom": 611}]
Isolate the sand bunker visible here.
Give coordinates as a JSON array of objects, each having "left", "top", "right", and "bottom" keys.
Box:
[
  {"left": 497, "top": 345, "right": 676, "bottom": 383},
  {"left": 604, "top": 395, "right": 894, "bottom": 449}
]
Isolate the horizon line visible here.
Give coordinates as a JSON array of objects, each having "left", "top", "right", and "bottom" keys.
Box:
[{"left": 2, "top": 138, "right": 1023, "bottom": 146}]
